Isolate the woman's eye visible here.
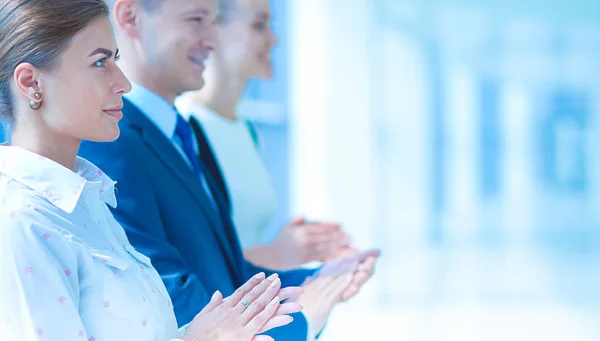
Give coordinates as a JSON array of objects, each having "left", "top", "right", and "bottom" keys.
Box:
[{"left": 94, "top": 58, "right": 107, "bottom": 67}]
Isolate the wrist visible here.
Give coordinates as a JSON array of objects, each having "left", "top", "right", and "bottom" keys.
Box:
[
  {"left": 180, "top": 334, "right": 201, "bottom": 341},
  {"left": 306, "top": 311, "right": 327, "bottom": 334},
  {"left": 270, "top": 239, "right": 287, "bottom": 268},
  {"left": 302, "top": 303, "right": 333, "bottom": 333}
]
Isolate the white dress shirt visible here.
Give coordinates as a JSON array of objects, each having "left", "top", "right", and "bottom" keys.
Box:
[
  {"left": 125, "top": 84, "right": 217, "bottom": 211},
  {"left": 174, "top": 97, "right": 278, "bottom": 249},
  {"left": 0, "top": 145, "right": 185, "bottom": 341}
]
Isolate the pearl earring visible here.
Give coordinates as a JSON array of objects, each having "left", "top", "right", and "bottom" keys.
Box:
[{"left": 29, "top": 92, "right": 42, "bottom": 110}]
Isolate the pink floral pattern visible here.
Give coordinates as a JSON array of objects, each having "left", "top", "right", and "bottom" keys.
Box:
[{"left": 0, "top": 146, "right": 181, "bottom": 340}]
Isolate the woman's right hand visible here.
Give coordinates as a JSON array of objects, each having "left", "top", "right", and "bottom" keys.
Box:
[
  {"left": 293, "top": 260, "right": 356, "bottom": 333},
  {"left": 183, "top": 272, "right": 303, "bottom": 341},
  {"left": 273, "top": 216, "right": 352, "bottom": 266}
]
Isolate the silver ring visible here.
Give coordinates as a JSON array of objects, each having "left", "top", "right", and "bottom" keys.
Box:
[{"left": 240, "top": 300, "right": 249, "bottom": 309}]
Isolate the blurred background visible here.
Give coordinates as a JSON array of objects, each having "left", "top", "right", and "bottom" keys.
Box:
[
  {"left": 241, "top": 0, "right": 600, "bottom": 340},
  {"left": 4, "top": 0, "right": 599, "bottom": 340}
]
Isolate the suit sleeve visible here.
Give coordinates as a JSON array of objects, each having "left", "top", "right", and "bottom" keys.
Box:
[
  {"left": 244, "top": 261, "right": 317, "bottom": 288},
  {"left": 79, "top": 138, "right": 211, "bottom": 326}
]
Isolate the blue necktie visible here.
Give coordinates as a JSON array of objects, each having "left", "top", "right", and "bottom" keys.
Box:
[
  {"left": 174, "top": 114, "right": 203, "bottom": 177},
  {"left": 174, "top": 114, "right": 220, "bottom": 213}
]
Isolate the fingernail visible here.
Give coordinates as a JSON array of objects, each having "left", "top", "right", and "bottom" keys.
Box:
[
  {"left": 287, "top": 316, "right": 294, "bottom": 323},
  {"left": 212, "top": 290, "right": 221, "bottom": 299},
  {"left": 270, "top": 296, "right": 280, "bottom": 305},
  {"left": 267, "top": 273, "right": 279, "bottom": 281},
  {"left": 270, "top": 277, "right": 281, "bottom": 287},
  {"left": 255, "top": 272, "right": 265, "bottom": 279}
]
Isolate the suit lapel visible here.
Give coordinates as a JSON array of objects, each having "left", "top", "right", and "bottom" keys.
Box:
[
  {"left": 198, "top": 161, "right": 246, "bottom": 282},
  {"left": 122, "top": 99, "right": 243, "bottom": 282},
  {"left": 189, "top": 117, "right": 232, "bottom": 213}
]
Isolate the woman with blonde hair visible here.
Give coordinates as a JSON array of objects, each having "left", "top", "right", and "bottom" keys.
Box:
[{"left": 176, "top": 0, "right": 356, "bottom": 270}]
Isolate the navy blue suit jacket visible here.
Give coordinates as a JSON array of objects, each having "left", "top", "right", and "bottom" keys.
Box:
[{"left": 79, "top": 99, "right": 314, "bottom": 340}]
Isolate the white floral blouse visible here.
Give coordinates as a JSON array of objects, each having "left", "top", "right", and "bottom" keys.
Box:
[{"left": 0, "top": 145, "right": 186, "bottom": 341}]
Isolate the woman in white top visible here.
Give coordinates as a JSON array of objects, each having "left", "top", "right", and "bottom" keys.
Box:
[
  {"left": 0, "top": 0, "right": 302, "bottom": 340},
  {"left": 176, "top": 0, "right": 355, "bottom": 270}
]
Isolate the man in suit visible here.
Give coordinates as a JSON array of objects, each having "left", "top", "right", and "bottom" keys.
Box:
[{"left": 80, "top": 0, "right": 379, "bottom": 340}]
